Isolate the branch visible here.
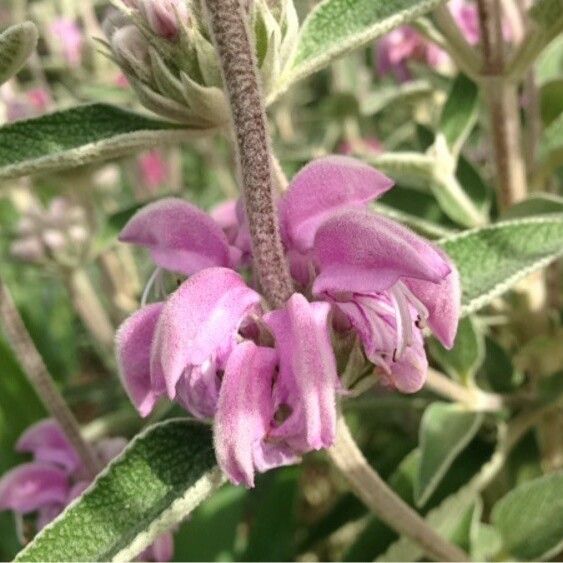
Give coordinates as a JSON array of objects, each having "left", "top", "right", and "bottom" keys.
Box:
[
  {"left": 328, "top": 416, "right": 470, "bottom": 562},
  {"left": 0, "top": 279, "right": 102, "bottom": 478}
]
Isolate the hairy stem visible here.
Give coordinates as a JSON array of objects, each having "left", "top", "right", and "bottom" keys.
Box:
[
  {"left": 0, "top": 279, "right": 102, "bottom": 478},
  {"left": 426, "top": 368, "right": 506, "bottom": 411},
  {"left": 328, "top": 417, "right": 470, "bottom": 562},
  {"left": 203, "top": 0, "right": 293, "bottom": 308},
  {"left": 477, "top": 0, "right": 527, "bottom": 210}
]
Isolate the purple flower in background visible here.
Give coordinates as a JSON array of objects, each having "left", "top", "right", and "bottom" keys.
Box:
[
  {"left": 375, "top": 26, "right": 448, "bottom": 82},
  {"left": 49, "top": 18, "right": 84, "bottom": 67},
  {"left": 449, "top": 0, "right": 481, "bottom": 44},
  {"left": 138, "top": 150, "right": 169, "bottom": 191},
  {"left": 116, "top": 156, "right": 460, "bottom": 487},
  {"left": 1, "top": 85, "right": 51, "bottom": 123},
  {"left": 0, "top": 419, "right": 173, "bottom": 561}
]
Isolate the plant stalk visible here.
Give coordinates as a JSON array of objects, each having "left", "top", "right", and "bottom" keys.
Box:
[
  {"left": 477, "top": 0, "right": 527, "bottom": 210},
  {"left": 202, "top": 0, "right": 293, "bottom": 309},
  {"left": 328, "top": 416, "right": 470, "bottom": 562},
  {"left": 0, "top": 278, "right": 102, "bottom": 478}
]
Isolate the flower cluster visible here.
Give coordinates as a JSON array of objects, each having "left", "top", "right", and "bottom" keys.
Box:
[
  {"left": 0, "top": 419, "right": 173, "bottom": 560},
  {"left": 116, "top": 156, "right": 460, "bottom": 487},
  {"left": 102, "top": 0, "right": 298, "bottom": 127}
]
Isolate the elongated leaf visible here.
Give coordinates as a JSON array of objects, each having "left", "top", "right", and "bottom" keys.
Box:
[
  {"left": 16, "top": 419, "right": 222, "bottom": 562},
  {"left": 0, "top": 22, "right": 38, "bottom": 85},
  {"left": 491, "top": 471, "right": 563, "bottom": 560},
  {"left": 439, "top": 215, "right": 563, "bottom": 314},
  {"left": 0, "top": 104, "right": 206, "bottom": 181},
  {"left": 429, "top": 317, "right": 484, "bottom": 384},
  {"left": 439, "top": 74, "right": 478, "bottom": 156},
  {"left": 272, "top": 0, "right": 446, "bottom": 99},
  {"left": 415, "top": 403, "right": 483, "bottom": 507},
  {"left": 502, "top": 193, "right": 563, "bottom": 219}
]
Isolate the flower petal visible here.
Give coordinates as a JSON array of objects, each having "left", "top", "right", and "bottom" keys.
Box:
[
  {"left": 264, "top": 294, "right": 339, "bottom": 452},
  {"left": 384, "top": 330, "right": 428, "bottom": 393},
  {"left": 16, "top": 419, "right": 81, "bottom": 473},
  {"left": 116, "top": 303, "right": 164, "bottom": 417},
  {"left": 119, "top": 198, "right": 232, "bottom": 275},
  {"left": 151, "top": 267, "right": 261, "bottom": 399},
  {"left": 0, "top": 463, "right": 69, "bottom": 514},
  {"left": 214, "top": 342, "right": 296, "bottom": 487},
  {"left": 404, "top": 254, "right": 461, "bottom": 349},
  {"left": 313, "top": 209, "right": 451, "bottom": 295},
  {"left": 280, "top": 156, "right": 394, "bottom": 252}
]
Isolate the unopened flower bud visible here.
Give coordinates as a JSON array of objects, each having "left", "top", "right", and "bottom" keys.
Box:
[
  {"left": 111, "top": 25, "right": 151, "bottom": 82},
  {"left": 140, "top": 0, "right": 188, "bottom": 40}
]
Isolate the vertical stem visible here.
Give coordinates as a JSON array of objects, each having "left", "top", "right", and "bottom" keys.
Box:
[
  {"left": 328, "top": 417, "right": 470, "bottom": 562},
  {"left": 477, "top": 0, "right": 527, "bottom": 210},
  {"left": 67, "top": 268, "right": 115, "bottom": 350},
  {"left": 202, "top": 0, "right": 294, "bottom": 309},
  {"left": 0, "top": 279, "right": 102, "bottom": 478}
]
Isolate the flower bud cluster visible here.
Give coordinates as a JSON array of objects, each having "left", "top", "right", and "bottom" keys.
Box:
[
  {"left": 103, "top": 0, "right": 298, "bottom": 127},
  {"left": 10, "top": 198, "right": 90, "bottom": 267}
]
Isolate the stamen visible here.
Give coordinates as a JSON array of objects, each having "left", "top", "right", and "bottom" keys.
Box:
[
  {"left": 390, "top": 285, "right": 413, "bottom": 359},
  {"left": 396, "top": 281, "right": 429, "bottom": 321},
  {"left": 141, "top": 267, "right": 162, "bottom": 307}
]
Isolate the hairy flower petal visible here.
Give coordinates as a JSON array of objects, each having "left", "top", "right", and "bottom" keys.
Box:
[
  {"left": 116, "top": 302, "right": 164, "bottom": 417},
  {"left": 280, "top": 156, "right": 393, "bottom": 252},
  {"left": 151, "top": 267, "right": 261, "bottom": 400},
  {"left": 119, "top": 198, "right": 233, "bottom": 275},
  {"left": 214, "top": 342, "right": 296, "bottom": 487},
  {"left": 264, "top": 294, "right": 339, "bottom": 452},
  {"left": 16, "top": 419, "right": 81, "bottom": 473},
  {"left": 313, "top": 209, "right": 451, "bottom": 295},
  {"left": 0, "top": 463, "right": 68, "bottom": 514}
]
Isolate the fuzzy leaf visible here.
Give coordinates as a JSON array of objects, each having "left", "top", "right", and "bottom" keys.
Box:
[
  {"left": 415, "top": 403, "right": 483, "bottom": 507},
  {"left": 272, "top": 0, "right": 447, "bottom": 99},
  {"left": 0, "top": 22, "right": 38, "bottom": 85},
  {"left": 0, "top": 104, "right": 207, "bottom": 181},
  {"left": 491, "top": 471, "right": 563, "bottom": 560},
  {"left": 15, "top": 419, "right": 222, "bottom": 562},
  {"left": 438, "top": 215, "right": 563, "bottom": 314}
]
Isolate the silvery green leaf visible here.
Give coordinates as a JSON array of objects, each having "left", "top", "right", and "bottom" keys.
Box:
[
  {"left": 0, "top": 22, "right": 38, "bottom": 85},
  {"left": 491, "top": 471, "right": 563, "bottom": 561},
  {"left": 15, "top": 419, "right": 223, "bottom": 562},
  {"left": 360, "top": 80, "right": 433, "bottom": 116},
  {"left": 0, "top": 104, "right": 206, "bottom": 182},
  {"left": 270, "top": 0, "right": 447, "bottom": 101},
  {"left": 502, "top": 193, "right": 563, "bottom": 219},
  {"left": 438, "top": 215, "right": 563, "bottom": 314},
  {"left": 131, "top": 79, "right": 196, "bottom": 123},
  {"left": 149, "top": 48, "right": 187, "bottom": 104},
  {"left": 415, "top": 402, "right": 484, "bottom": 507}
]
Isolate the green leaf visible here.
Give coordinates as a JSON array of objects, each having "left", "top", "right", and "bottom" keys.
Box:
[
  {"left": 502, "top": 193, "right": 563, "bottom": 219},
  {"left": 16, "top": 419, "right": 222, "bottom": 562},
  {"left": 438, "top": 215, "right": 563, "bottom": 314},
  {"left": 0, "top": 22, "right": 38, "bottom": 85},
  {"left": 0, "top": 104, "right": 205, "bottom": 182},
  {"left": 439, "top": 74, "right": 478, "bottom": 156},
  {"left": 429, "top": 317, "right": 484, "bottom": 385},
  {"left": 415, "top": 402, "right": 483, "bottom": 507},
  {"left": 174, "top": 485, "right": 247, "bottom": 561},
  {"left": 491, "top": 471, "right": 563, "bottom": 560},
  {"left": 360, "top": 80, "right": 433, "bottom": 116},
  {"left": 530, "top": 0, "right": 563, "bottom": 48},
  {"left": 540, "top": 79, "right": 563, "bottom": 126},
  {"left": 273, "top": 0, "right": 447, "bottom": 99}
]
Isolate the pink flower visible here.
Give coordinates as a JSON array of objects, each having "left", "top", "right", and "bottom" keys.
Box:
[
  {"left": 0, "top": 419, "right": 173, "bottom": 561},
  {"left": 138, "top": 150, "right": 169, "bottom": 190},
  {"left": 139, "top": 0, "right": 189, "bottom": 40},
  {"left": 375, "top": 26, "right": 448, "bottom": 81},
  {"left": 1, "top": 86, "right": 51, "bottom": 122},
  {"left": 49, "top": 18, "right": 84, "bottom": 67},
  {"left": 116, "top": 156, "right": 460, "bottom": 487}
]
